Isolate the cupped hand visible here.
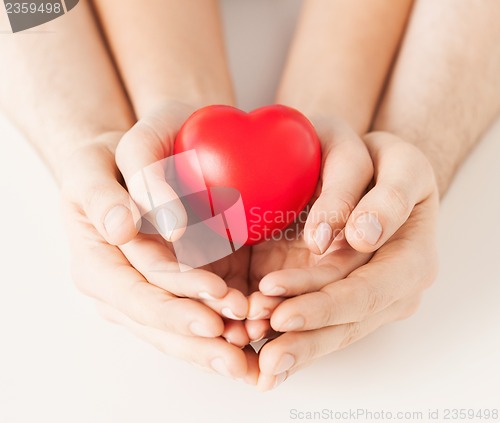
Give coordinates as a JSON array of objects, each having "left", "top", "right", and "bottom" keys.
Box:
[
  {"left": 114, "top": 102, "right": 250, "bottom": 335},
  {"left": 61, "top": 114, "right": 257, "bottom": 383},
  {"left": 245, "top": 117, "right": 373, "bottom": 343},
  {"left": 252, "top": 131, "right": 439, "bottom": 390}
]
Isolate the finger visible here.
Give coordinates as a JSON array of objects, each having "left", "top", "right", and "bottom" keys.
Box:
[
  {"left": 206, "top": 247, "right": 251, "bottom": 295},
  {"left": 66, "top": 204, "right": 224, "bottom": 338},
  {"left": 115, "top": 105, "right": 193, "bottom": 242},
  {"left": 120, "top": 233, "right": 229, "bottom": 300},
  {"left": 222, "top": 319, "right": 250, "bottom": 348},
  {"left": 258, "top": 296, "right": 422, "bottom": 385},
  {"left": 200, "top": 287, "right": 249, "bottom": 321},
  {"left": 304, "top": 119, "right": 373, "bottom": 255},
  {"left": 242, "top": 346, "right": 260, "bottom": 385},
  {"left": 61, "top": 135, "right": 140, "bottom": 245},
  {"left": 270, "top": 228, "right": 438, "bottom": 332},
  {"left": 346, "top": 131, "right": 437, "bottom": 253},
  {"left": 95, "top": 301, "right": 248, "bottom": 379},
  {"left": 256, "top": 372, "right": 288, "bottom": 392},
  {"left": 258, "top": 245, "right": 371, "bottom": 297},
  {"left": 247, "top": 291, "right": 284, "bottom": 320},
  {"left": 244, "top": 319, "right": 271, "bottom": 343}
]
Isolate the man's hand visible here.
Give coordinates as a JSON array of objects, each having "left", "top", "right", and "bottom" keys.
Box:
[
  {"left": 246, "top": 117, "right": 374, "bottom": 375},
  {"left": 251, "top": 132, "right": 439, "bottom": 390}
]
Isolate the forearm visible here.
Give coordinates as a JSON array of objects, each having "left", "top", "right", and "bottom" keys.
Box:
[
  {"left": 0, "top": 0, "right": 134, "bottom": 181},
  {"left": 277, "top": 0, "right": 413, "bottom": 134},
  {"left": 92, "top": 0, "right": 234, "bottom": 117},
  {"left": 373, "top": 0, "right": 500, "bottom": 196}
]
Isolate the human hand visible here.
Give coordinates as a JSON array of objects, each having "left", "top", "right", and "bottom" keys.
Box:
[
  {"left": 61, "top": 119, "right": 256, "bottom": 383},
  {"left": 246, "top": 117, "right": 374, "bottom": 360},
  {"left": 252, "top": 131, "right": 439, "bottom": 390},
  {"left": 114, "top": 102, "right": 252, "bottom": 344}
]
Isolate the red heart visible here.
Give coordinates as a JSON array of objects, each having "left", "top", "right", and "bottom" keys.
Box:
[{"left": 174, "top": 105, "right": 321, "bottom": 245}]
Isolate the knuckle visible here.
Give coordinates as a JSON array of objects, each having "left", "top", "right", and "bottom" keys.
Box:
[
  {"left": 306, "top": 337, "right": 321, "bottom": 362},
  {"left": 336, "top": 191, "right": 357, "bottom": 220},
  {"left": 313, "top": 189, "right": 356, "bottom": 227},
  {"left": 82, "top": 184, "right": 109, "bottom": 213},
  {"left": 317, "top": 290, "right": 335, "bottom": 325},
  {"left": 359, "top": 283, "right": 386, "bottom": 319},
  {"left": 117, "top": 119, "right": 171, "bottom": 165},
  {"left": 339, "top": 322, "right": 362, "bottom": 349},
  {"left": 380, "top": 183, "right": 411, "bottom": 220}
]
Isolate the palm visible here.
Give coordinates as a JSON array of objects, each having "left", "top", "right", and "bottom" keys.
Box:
[
  {"left": 201, "top": 246, "right": 251, "bottom": 295},
  {"left": 250, "top": 228, "right": 315, "bottom": 285},
  {"left": 250, "top": 221, "right": 368, "bottom": 289}
]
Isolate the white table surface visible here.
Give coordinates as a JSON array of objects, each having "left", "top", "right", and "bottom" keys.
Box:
[{"left": 1, "top": 1, "right": 499, "bottom": 422}]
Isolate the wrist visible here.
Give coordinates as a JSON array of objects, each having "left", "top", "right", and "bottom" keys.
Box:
[
  {"left": 368, "top": 129, "right": 444, "bottom": 197},
  {"left": 127, "top": 72, "right": 235, "bottom": 119},
  {"left": 275, "top": 89, "right": 371, "bottom": 136},
  {"left": 373, "top": 120, "right": 450, "bottom": 198},
  {"left": 36, "top": 129, "right": 126, "bottom": 187}
]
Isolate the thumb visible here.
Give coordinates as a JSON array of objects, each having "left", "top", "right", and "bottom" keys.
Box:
[
  {"left": 303, "top": 120, "right": 373, "bottom": 254},
  {"left": 115, "top": 105, "right": 193, "bottom": 242},
  {"left": 62, "top": 134, "right": 140, "bottom": 245},
  {"left": 345, "top": 132, "right": 437, "bottom": 252}
]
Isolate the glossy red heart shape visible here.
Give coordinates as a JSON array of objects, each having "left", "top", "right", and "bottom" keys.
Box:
[{"left": 174, "top": 104, "right": 321, "bottom": 245}]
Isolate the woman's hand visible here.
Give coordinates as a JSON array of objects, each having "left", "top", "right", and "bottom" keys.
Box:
[
  {"left": 64, "top": 194, "right": 255, "bottom": 381},
  {"left": 114, "top": 102, "right": 252, "bottom": 344},
  {"left": 61, "top": 123, "right": 257, "bottom": 382},
  {"left": 252, "top": 131, "right": 439, "bottom": 390}
]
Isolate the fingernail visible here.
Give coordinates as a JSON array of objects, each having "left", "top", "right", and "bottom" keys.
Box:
[
  {"left": 247, "top": 308, "right": 271, "bottom": 320},
  {"left": 313, "top": 222, "right": 333, "bottom": 254},
  {"left": 189, "top": 321, "right": 210, "bottom": 337},
  {"left": 210, "top": 357, "right": 232, "bottom": 377},
  {"left": 274, "top": 371, "right": 288, "bottom": 388},
  {"left": 104, "top": 205, "right": 129, "bottom": 237},
  {"left": 156, "top": 208, "right": 177, "bottom": 240},
  {"left": 274, "top": 353, "right": 295, "bottom": 375},
  {"left": 281, "top": 315, "right": 305, "bottom": 331},
  {"left": 251, "top": 334, "right": 265, "bottom": 343},
  {"left": 221, "top": 307, "right": 245, "bottom": 320},
  {"left": 263, "top": 286, "right": 286, "bottom": 296},
  {"left": 199, "top": 291, "right": 217, "bottom": 301},
  {"left": 353, "top": 213, "right": 382, "bottom": 245}
]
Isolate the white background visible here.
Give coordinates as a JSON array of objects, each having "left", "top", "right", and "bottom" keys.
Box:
[{"left": 1, "top": 1, "right": 499, "bottom": 422}]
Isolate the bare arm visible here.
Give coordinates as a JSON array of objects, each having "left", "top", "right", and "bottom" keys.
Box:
[
  {"left": 272, "top": 0, "right": 413, "bottom": 254},
  {"left": 0, "top": 1, "right": 251, "bottom": 380},
  {"left": 277, "top": 0, "right": 413, "bottom": 134},
  {"left": 374, "top": 0, "right": 500, "bottom": 196},
  {"left": 92, "top": 0, "right": 234, "bottom": 117},
  {"left": 0, "top": 0, "right": 134, "bottom": 180}
]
